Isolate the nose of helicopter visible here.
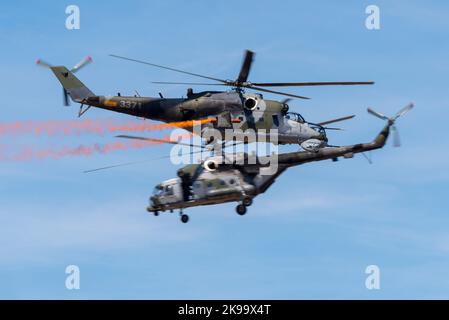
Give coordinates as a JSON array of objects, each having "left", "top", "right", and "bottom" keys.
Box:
[
  {"left": 147, "top": 196, "right": 159, "bottom": 212},
  {"left": 316, "top": 132, "right": 328, "bottom": 143},
  {"left": 305, "top": 125, "right": 328, "bottom": 143}
]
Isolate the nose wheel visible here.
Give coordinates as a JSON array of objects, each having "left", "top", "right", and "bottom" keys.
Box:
[
  {"left": 179, "top": 210, "right": 189, "bottom": 223},
  {"left": 236, "top": 204, "right": 247, "bottom": 215}
]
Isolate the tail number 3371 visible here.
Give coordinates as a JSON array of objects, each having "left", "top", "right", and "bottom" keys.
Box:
[{"left": 120, "top": 100, "right": 141, "bottom": 109}]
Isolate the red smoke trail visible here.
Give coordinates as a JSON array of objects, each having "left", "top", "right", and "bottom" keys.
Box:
[
  {"left": 0, "top": 118, "right": 215, "bottom": 137},
  {"left": 1, "top": 132, "right": 194, "bottom": 162}
]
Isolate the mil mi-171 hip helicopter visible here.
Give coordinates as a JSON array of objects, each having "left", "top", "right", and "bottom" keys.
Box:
[
  {"left": 39, "top": 50, "right": 373, "bottom": 151},
  {"left": 145, "top": 104, "right": 413, "bottom": 223}
]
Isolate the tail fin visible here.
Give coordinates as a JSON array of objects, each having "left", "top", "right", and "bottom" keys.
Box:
[{"left": 50, "top": 66, "right": 95, "bottom": 102}]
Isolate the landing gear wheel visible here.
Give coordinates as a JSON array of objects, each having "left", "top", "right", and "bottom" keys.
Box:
[
  {"left": 154, "top": 211, "right": 159, "bottom": 217},
  {"left": 236, "top": 204, "right": 247, "bottom": 215},
  {"left": 180, "top": 214, "right": 189, "bottom": 223},
  {"left": 242, "top": 197, "right": 253, "bottom": 207}
]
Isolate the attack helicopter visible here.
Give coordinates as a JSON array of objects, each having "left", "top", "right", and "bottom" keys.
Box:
[
  {"left": 144, "top": 104, "right": 414, "bottom": 223},
  {"left": 38, "top": 50, "right": 373, "bottom": 151}
]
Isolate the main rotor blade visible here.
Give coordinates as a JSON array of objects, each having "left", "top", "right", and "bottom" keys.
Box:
[
  {"left": 152, "top": 81, "right": 310, "bottom": 99},
  {"left": 322, "top": 127, "right": 343, "bottom": 131},
  {"left": 84, "top": 159, "right": 159, "bottom": 173},
  {"left": 392, "top": 125, "right": 401, "bottom": 147},
  {"left": 110, "top": 54, "right": 226, "bottom": 84},
  {"left": 116, "top": 134, "right": 207, "bottom": 149},
  {"left": 84, "top": 140, "right": 246, "bottom": 174},
  {"left": 251, "top": 81, "right": 375, "bottom": 87},
  {"left": 84, "top": 149, "right": 209, "bottom": 173},
  {"left": 71, "top": 56, "right": 92, "bottom": 73},
  {"left": 237, "top": 50, "right": 254, "bottom": 84},
  {"left": 317, "top": 115, "right": 355, "bottom": 126},
  {"left": 246, "top": 85, "right": 310, "bottom": 99},
  {"left": 280, "top": 98, "right": 292, "bottom": 105},
  {"left": 151, "top": 81, "right": 227, "bottom": 86}
]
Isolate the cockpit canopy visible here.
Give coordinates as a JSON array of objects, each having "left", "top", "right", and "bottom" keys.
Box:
[
  {"left": 308, "top": 123, "right": 327, "bottom": 138},
  {"left": 285, "top": 112, "right": 305, "bottom": 123},
  {"left": 152, "top": 183, "right": 175, "bottom": 196},
  {"left": 153, "top": 184, "right": 164, "bottom": 196}
]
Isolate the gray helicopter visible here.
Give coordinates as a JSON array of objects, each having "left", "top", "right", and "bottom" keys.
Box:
[
  {"left": 145, "top": 104, "right": 414, "bottom": 223},
  {"left": 40, "top": 50, "right": 371, "bottom": 151}
]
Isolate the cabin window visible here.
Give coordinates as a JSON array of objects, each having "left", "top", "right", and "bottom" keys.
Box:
[
  {"left": 272, "top": 115, "right": 279, "bottom": 127},
  {"left": 165, "top": 185, "right": 173, "bottom": 195},
  {"left": 229, "top": 179, "right": 235, "bottom": 185}
]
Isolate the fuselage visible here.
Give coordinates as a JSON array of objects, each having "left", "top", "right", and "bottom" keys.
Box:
[
  {"left": 84, "top": 90, "right": 241, "bottom": 121},
  {"left": 83, "top": 90, "right": 324, "bottom": 147},
  {"left": 147, "top": 162, "right": 278, "bottom": 212}
]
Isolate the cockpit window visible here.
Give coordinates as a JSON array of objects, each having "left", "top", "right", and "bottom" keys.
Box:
[
  {"left": 153, "top": 184, "right": 164, "bottom": 196},
  {"left": 153, "top": 184, "right": 175, "bottom": 196},
  {"left": 308, "top": 122, "right": 327, "bottom": 139},
  {"left": 272, "top": 114, "right": 279, "bottom": 127},
  {"left": 308, "top": 123, "right": 326, "bottom": 136},
  {"left": 285, "top": 112, "right": 305, "bottom": 123},
  {"left": 165, "top": 185, "right": 174, "bottom": 195}
]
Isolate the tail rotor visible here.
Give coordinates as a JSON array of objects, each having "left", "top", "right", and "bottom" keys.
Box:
[
  {"left": 36, "top": 56, "right": 92, "bottom": 106},
  {"left": 367, "top": 102, "right": 414, "bottom": 147},
  {"left": 36, "top": 58, "right": 52, "bottom": 69},
  {"left": 392, "top": 125, "right": 401, "bottom": 147},
  {"left": 71, "top": 56, "right": 92, "bottom": 73}
]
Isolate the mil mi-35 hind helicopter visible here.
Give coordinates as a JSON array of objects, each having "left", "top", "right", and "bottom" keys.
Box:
[
  {"left": 38, "top": 50, "right": 373, "bottom": 151},
  {"left": 145, "top": 104, "right": 414, "bottom": 223}
]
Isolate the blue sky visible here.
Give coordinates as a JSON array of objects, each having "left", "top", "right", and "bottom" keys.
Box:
[{"left": 1, "top": 0, "right": 449, "bottom": 299}]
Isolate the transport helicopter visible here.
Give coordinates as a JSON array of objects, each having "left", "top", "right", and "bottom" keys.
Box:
[
  {"left": 38, "top": 50, "right": 373, "bottom": 151},
  {"left": 140, "top": 104, "right": 414, "bottom": 223}
]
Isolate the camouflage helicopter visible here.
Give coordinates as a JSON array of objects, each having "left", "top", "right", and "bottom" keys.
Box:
[
  {"left": 39, "top": 50, "right": 373, "bottom": 151},
  {"left": 144, "top": 104, "right": 414, "bottom": 223}
]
